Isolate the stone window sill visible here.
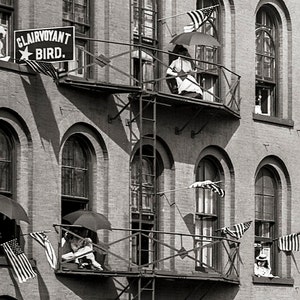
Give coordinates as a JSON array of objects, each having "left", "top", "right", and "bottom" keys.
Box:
[
  {"left": 253, "top": 113, "right": 294, "bottom": 128},
  {"left": 252, "top": 275, "right": 294, "bottom": 286},
  {"left": 0, "top": 59, "right": 32, "bottom": 74}
]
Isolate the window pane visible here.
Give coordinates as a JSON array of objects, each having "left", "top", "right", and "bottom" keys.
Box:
[
  {"left": 0, "top": 12, "right": 10, "bottom": 58},
  {"left": 131, "top": 156, "right": 154, "bottom": 211},
  {"left": 0, "top": 131, "right": 11, "bottom": 192},
  {"left": 196, "top": 159, "right": 219, "bottom": 215},
  {"left": 263, "top": 196, "right": 275, "bottom": 220},
  {"left": 62, "top": 137, "right": 88, "bottom": 198}
]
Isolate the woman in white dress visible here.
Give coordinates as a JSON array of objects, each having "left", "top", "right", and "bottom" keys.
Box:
[{"left": 167, "top": 45, "right": 202, "bottom": 98}]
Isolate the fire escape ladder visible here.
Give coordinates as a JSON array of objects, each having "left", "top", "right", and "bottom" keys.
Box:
[
  {"left": 134, "top": 277, "right": 156, "bottom": 300},
  {"left": 129, "top": 91, "right": 157, "bottom": 299}
]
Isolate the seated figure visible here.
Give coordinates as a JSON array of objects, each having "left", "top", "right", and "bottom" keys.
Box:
[
  {"left": 254, "top": 253, "right": 274, "bottom": 277},
  {"left": 166, "top": 45, "right": 202, "bottom": 99},
  {"left": 62, "top": 235, "right": 103, "bottom": 271}
]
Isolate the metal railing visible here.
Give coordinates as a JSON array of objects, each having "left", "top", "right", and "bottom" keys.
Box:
[
  {"left": 59, "top": 40, "right": 241, "bottom": 114},
  {"left": 54, "top": 225, "right": 241, "bottom": 282}
]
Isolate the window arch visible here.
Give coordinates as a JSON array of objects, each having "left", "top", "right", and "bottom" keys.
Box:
[
  {"left": 195, "top": 156, "right": 223, "bottom": 270},
  {"left": 254, "top": 166, "right": 278, "bottom": 274},
  {"left": 61, "top": 135, "right": 91, "bottom": 218},
  {"left": 255, "top": 5, "right": 278, "bottom": 116}
]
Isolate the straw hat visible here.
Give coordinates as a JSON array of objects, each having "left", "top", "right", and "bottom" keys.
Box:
[{"left": 256, "top": 253, "right": 268, "bottom": 261}]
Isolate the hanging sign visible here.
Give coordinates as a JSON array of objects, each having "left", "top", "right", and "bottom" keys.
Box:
[{"left": 14, "top": 26, "right": 75, "bottom": 62}]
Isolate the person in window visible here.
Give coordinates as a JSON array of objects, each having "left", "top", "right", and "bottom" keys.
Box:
[
  {"left": 0, "top": 25, "right": 9, "bottom": 62},
  {"left": 254, "top": 253, "right": 274, "bottom": 277},
  {"left": 166, "top": 45, "right": 202, "bottom": 99}
]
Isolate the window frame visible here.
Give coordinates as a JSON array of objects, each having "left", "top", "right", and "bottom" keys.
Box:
[
  {"left": 130, "top": 145, "right": 162, "bottom": 267},
  {"left": 0, "top": 1, "right": 14, "bottom": 60},
  {"left": 131, "top": 0, "right": 157, "bottom": 88},
  {"left": 61, "top": 135, "right": 91, "bottom": 218},
  {"left": 0, "top": 125, "right": 19, "bottom": 255},
  {"left": 254, "top": 166, "right": 278, "bottom": 276},
  {"left": 196, "top": 0, "right": 220, "bottom": 102},
  {"left": 255, "top": 6, "right": 278, "bottom": 117},
  {"left": 194, "top": 156, "right": 222, "bottom": 271},
  {"left": 62, "top": 0, "right": 90, "bottom": 77}
]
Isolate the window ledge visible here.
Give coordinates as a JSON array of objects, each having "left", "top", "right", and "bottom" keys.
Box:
[
  {"left": 0, "top": 59, "right": 33, "bottom": 74},
  {"left": 253, "top": 113, "right": 294, "bottom": 128},
  {"left": 252, "top": 275, "right": 294, "bottom": 286}
]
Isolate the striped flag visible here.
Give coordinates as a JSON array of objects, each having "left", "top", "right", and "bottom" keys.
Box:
[
  {"left": 189, "top": 180, "right": 225, "bottom": 197},
  {"left": 186, "top": 6, "right": 216, "bottom": 32},
  {"left": 278, "top": 233, "right": 300, "bottom": 251},
  {"left": 25, "top": 60, "right": 59, "bottom": 81},
  {"left": 221, "top": 221, "right": 252, "bottom": 239},
  {"left": 2, "top": 239, "right": 36, "bottom": 283},
  {"left": 29, "top": 232, "right": 57, "bottom": 269}
]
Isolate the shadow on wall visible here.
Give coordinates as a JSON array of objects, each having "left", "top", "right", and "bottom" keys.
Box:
[
  {"left": 57, "top": 85, "right": 130, "bottom": 154},
  {"left": 154, "top": 280, "right": 240, "bottom": 300},
  {"left": 56, "top": 276, "right": 119, "bottom": 300},
  {"left": 21, "top": 76, "right": 61, "bottom": 162}
]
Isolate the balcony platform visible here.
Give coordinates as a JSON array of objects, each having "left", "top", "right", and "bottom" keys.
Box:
[{"left": 55, "top": 262, "right": 239, "bottom": 285}]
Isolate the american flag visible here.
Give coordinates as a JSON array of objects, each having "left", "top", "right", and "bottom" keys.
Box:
[
  {"left": 186, "top": 6, "right": 216, "bottom": 32},
  {"left": 29, "top": 232, "right": 57, "bottom": 269},
  {"left": 278, "top": 233, "right": 300, "bottom": 251},
  {"left": 221, "top": 221, "right": 252, "bottom": 239},
  {"left": 189, "top": 180, "right": 225, "bottom": 197},
  {"left": 25, "top": 60, "right": 59, "bottom": 81},
  {"left": 2, "top": 239, "right": 37, "bottom": 283}
]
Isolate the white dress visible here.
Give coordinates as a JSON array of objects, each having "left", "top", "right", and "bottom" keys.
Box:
[{"left": 167, "top": 57, "right": 202, "bottom": 95}]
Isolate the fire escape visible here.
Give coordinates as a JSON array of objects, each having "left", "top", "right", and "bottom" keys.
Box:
[{"left": 54, "top": 1, "right": 242, "bottom": 299}]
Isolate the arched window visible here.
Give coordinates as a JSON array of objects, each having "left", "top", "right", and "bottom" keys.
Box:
[
  {"left": 255, "top": 167, "right": 278, "bottom": 273},
  {"left": 255, "top": 6, "right": 277, "bottom": 116},
  {"left": 130, "top": 146, "right": 162, "bottom": 266},
  {"left": 254, "top": 166, "right": 278, "bottom": 274},
  {"left": 61, "top": 135, "right": 90, "bottom": 218},
  {"left": 195, "top": 156, "right": 222, "bottom": 270},
  {"left": 196, "top": 0, "right": 220, "bottom": 102},
  {"left": 0, "top": 128, "right": 17, "bottom": 250}
]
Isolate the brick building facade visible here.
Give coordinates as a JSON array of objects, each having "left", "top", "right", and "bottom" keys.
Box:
[{"left": 0, "top": 0, "right": 299, "bottom": 299}]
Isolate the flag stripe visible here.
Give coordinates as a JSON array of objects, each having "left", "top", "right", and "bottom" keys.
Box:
[
  {"left": 2, "top": 239, "right": 36, "bottom": 283},
  {"left": 25, "top": 60, "right": 59, "bottom": 81},
  {"left": 186, "top": 7, "right": 215, "bottom": 31},
  {"left": 222, "top": 221, "right": 252, "bottom": 240},
  {"left": 278, "top": 233, "right": 300, "bottom": 251},
  {"left": 29, "top": 232, "right": 57, "bottom": 269}
]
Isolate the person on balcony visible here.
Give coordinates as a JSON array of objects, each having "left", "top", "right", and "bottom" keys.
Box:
[
  {"left": 166, "top": 45, "right": 202, "bottom": 99},
  {"left": 254, "top": 253, "right": 274, "bottom": 277},
  {"left": 62, "top": 235, "right": 103, "bottom": 271}
]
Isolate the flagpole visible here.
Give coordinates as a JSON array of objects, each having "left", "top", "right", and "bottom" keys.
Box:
[
  {"left": 157, "top": 187, "right": 190, "bottom": 195},
  {"left": 157, "top": 180, "right": 222, "bottom": 195},
  {"left": 158, "top": 5, "right": 219, "bottom": 22}
]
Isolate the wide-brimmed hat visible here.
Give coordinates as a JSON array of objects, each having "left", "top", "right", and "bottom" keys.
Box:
[{"left": 256, "top": 253, "right": 268, "bottom": 261}]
